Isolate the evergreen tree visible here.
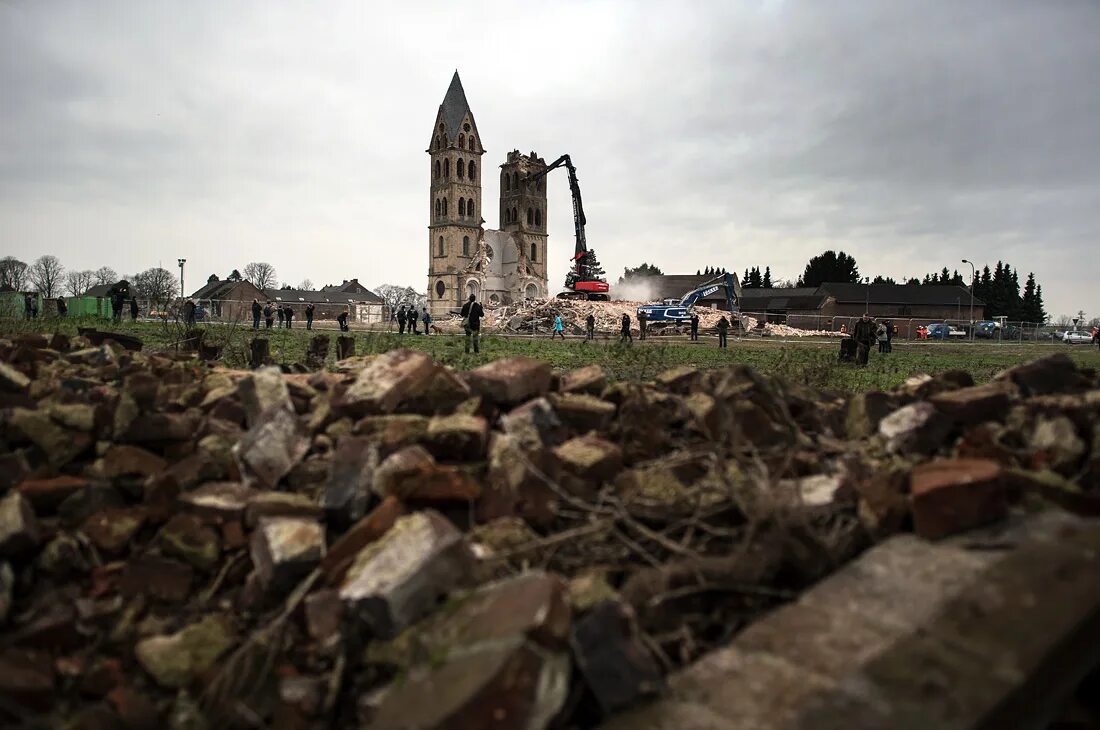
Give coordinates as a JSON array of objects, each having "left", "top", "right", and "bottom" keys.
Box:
[
  {"left": 566, "top": 249, "right": 607, "bottom": 289},
  {"left": 796, "top": 250, "right": 860, "bottom": 287},
  {"left": 747, "top": 267, "right": 762, "bottom": 288},
  {"left": 762, "top": 266, "right": 772, "bottom": 288},
  {"left": 742, "top": 268, "right": 749, "bottom": 283}
]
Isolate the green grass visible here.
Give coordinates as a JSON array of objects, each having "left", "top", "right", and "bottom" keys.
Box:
[{"left": 6, "top": 315, "right": 1099, "bottom": 393}]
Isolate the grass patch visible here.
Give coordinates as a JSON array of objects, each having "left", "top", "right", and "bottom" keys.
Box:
[{"left": 6, "top": 316, "right": 1099, "bottom": 393}]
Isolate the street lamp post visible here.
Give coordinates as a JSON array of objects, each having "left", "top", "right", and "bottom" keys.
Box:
[
  {"left": 961, "top": 259, "right": 976, "bottom": 341},
  {"left": 177, "top": 259, "right": 186, "bottom": 302}
]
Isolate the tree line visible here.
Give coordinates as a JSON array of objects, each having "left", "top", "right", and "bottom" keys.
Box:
[{"left": 611, "top": 249, "right": 1048, "bottom": 322}]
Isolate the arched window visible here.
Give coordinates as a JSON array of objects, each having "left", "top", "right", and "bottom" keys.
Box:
[
  {"left": 458, "top": 133, "right": 465, "bottom": 148},
  {"left": 443, "top": 158, "right": 450, "bottom": 177},
  {"left": 442, "top": 198, "right": 448, "bottom": 216},
  {"left": 504, "top": 173, "right": 510, "bottom": 192},
  {"left": 468, "top": 200, "right": 474, "bottom": 218},
  {"left": 526, "top": 208, "right": 533, "bottom": 225},
  {"left": 535, "top": 209, "right": 542, "bottom": 226},
  {"left": 513, "top": 172, "right": 519, "bottom": 189},
  {"left": 435, "top": 199, "right": 441, "bottom": 218},
  {"left": 511, "top": 207, "right": 518, "bottom": 223},
  {"left": 458, "top": 198, "right": 465, "bottom": 216},
  {"left": 436, "top": 280, "right": 446, "bottom": 298},
  {"left": 437, "top": 236, "right": 444, "bottom": 256},
  {"left": 530, "top": 243, "right": 537, "bottom": 262},
  {"left": 468, "top": 161, "right": 476, "bottom": 180},
  {"left": 457, "top": 159, "right": 465, "bottom": 179},
  {"left": 434, "top": 160, "right": 441, "bottom": 178},
  {"left": 463, "top": 236, "right": 470, "bottom": 256},
  {"left": 468, "top": 136, "right": 475, "bottom": 150}
]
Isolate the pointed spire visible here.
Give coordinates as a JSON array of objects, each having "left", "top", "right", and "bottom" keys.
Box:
[{"left": 438, "top": 71, "right": 473, "bottom": 144}]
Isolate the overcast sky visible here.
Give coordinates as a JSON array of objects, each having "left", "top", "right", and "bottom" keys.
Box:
[{"left": 2, "top": 0, "right": 1098, "bottom": 317}]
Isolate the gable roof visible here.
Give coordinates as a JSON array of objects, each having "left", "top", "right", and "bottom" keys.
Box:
[
  {"left": 740, "top": 287, "right": 827, "bottom": 311},
  {"left": 190, "top": 279, "right": 262, "bottom": 301},
  {"left": 83, "top": 283, "right": 114, "bottom": 298},
  {"left": 436, "top": 71, "right": 473, "bottom": 145},
  {"left": 264, "top": 287, "right": 384, "bottom": 304},
  {"left": 817, "top": 283, "right": 984, "bottom": 307}
]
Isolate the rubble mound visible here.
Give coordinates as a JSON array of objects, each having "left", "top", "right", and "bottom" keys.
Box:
[{"left": 1, "top": 331, "right": 1098, "bottom": 728}]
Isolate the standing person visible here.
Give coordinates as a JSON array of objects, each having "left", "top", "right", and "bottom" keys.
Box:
[
  {"left": 251, "top": 299, "right": 261, "bottom": 330},
  {"left": 876, "top": 321, "right": 888, "bottom": 353},
  {"left": 421, "top": 307, "right": 432, "bottom": 334},
  {"left": 56, "top": 296, "right": 67, "bottom": 317},
  {"left": 1093, "top": 327, "right": 1100, "bottom": 350},
  {"left": 264, "top": 302, "right": 274, "bottom": 329},
  {"left": 397, "top": 306, "right": 407, "bottom": 334},
  {"left": 852, "top": 313, "right": 876, "bottom": 366},
  {"left": 884, "top": 319, "right": 894, "bottom": 353},
  {"left": 638, "top": 309, "right": 648, "bottom": 341},
  {"left": 24, "top": 294, "right": 33, "bottom": 320},
  {"left": 552, "top": 313, "right": 565, "bottom": 340},
  {"left": 305, "top": 303, "right": 315, "bottom": 330},
  {"left": 585, "top": 313, "right": 595, "bottom": 341},
  {"left": 276, "top": 305, "right": 285, "bottom": 328},
  {"left": 620, "top": 313, "right": 632, "bottom": 343},
  {"left": 337, "top": 306, "right": 349, "bottom": 332},
  {"left": 689, "top": 313, "right": 700, "bottom": 341},
  {"left": 284, "top": 305, "right": 294, "bottom": 329},
  {"left": 409, "top": 307, "right": 419, "bottom": 335},
  {"left": 461, "top": 294, "right": 484, "bottom": 354},
  {"left": 130, "top": 298, "right": 139, "bottom": 322},
  {"left": 183, "top": 298, "right": 197, "bottom": 327},
  {"left": 716, "top": 316, "right": 729, "bottom": 348}
]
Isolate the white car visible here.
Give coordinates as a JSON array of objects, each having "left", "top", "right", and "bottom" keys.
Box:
[{"left": 1062, "top": 330, "right": 1094, "bottom": 345}]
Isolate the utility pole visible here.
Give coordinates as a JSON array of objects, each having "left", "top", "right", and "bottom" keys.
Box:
[
  {"left": 178, "top": 259, "right": 186, "bottom": 302},
  {"left": 962, "top": 259, "right": 976, "bottom": 340}
]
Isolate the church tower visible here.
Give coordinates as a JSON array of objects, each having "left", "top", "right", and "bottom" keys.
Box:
[
  {"left": 499, "top": 150, "right": 549, "bottom": 286},
  {"left": 427, "top": 71, "right": 484, "bottom": 316}
]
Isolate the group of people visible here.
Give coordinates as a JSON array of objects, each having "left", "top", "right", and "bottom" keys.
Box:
[
  {"left": 611, "top": 311, "right": 727, "bottom": 347},
  {"left": 848, "top": 313, "right": 895, "bottom": 365},
  {"left": 23, "top": 291, "right": 139, "bottom": 321},
  {"left": 395, "top": 305, "right": 432, "bottom": 334},
  {"left": 251, "top": 299, "right": 325, "bottom": 331}
]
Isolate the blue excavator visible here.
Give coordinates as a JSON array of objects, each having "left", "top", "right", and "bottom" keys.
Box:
[{"left": 636, "top": 271, "right": 744, "bottom": 323}]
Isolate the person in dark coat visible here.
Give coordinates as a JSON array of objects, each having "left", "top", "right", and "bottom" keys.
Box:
[
  {"left": 884, "top": 319, "right": 894, "bottom": 353},
  {"left": 397, "top": 306, "right": 407, "bottom": 334},
  {"left": 305, "top": 303, "right": 315, "bottom": 330},
  {"left": 130, "top": 298, "right": 139, "bottom": 321},
  {"left": 690, "top": 313, "right": 700, "bottom": 341},
  {"left": 460, "top": 294, "right": 484, "bottom": 354},
  {"left": 337, "top": 306, "right": 349, "bottom": 332},
  {"left": 183, "top": 299, "right": 197, "bottom": 327},
  {"left": 586, "top": 313, "right": 595, "bottom": 341},
  {"left": 251, "top": 299, "right": 261, "bottom": 330},
  {"left": 638, "top": 310, "right": 648, "bottom": 340},
  {"left": 24, "top": 294, "right": 34, "bottom": 320},
  {"left": 716, "top": 316, "right": 729, "bottom": 348},
  {"left": 851, "top": 313, "right": 876, "bottom": 366},
  {"left": 620, "top": 314, "right": 632, "bottom": 343},
  {"left": 284, "top": 305, "right": 294, "bottom": 329},
  {"left": 56, "top": 296, "right": 67, "bottom": 317},
  {"left": 276, "top": 306, "right": 285, "bottom": 328},
  {"left": 409, "top": 306, "right": 419, "bottom": 335},
  {"left": 264, "top": 302, "right": 274, "bottom": 329},
  {"left": 421, "top": 308, "right": 431, "bottom": 334}
]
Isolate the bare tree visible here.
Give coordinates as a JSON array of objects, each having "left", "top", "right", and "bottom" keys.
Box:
[
  {"left": 64, "top": 270, "right": 95, "bottom": 297},
  {"left": 93, "top": 266, "right": 118, "bottom": 286},
  {"left": 133, "top": 267, "right": 178, "bottom": 307},
  {"left": 0, "top": 256, "right": 28, "bottom": 291},
  {"left": 28, "top": 255, "right": 65, "bottom": 297},
  {"left": 374, "top": 284, "right": 427, "bottom": 316},
  {"left": 243, "top": 262, "right": 277, "bottom": 292},
  {"left": 298, "top": 279, "right": 314, "bottom": 291}
]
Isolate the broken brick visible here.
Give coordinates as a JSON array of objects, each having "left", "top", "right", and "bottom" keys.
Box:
[{"left": 910, "top": 458, "right": 1007, "bottom": 539}]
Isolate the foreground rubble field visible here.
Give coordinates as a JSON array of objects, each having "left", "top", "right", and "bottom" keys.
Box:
[{"left": 1, "top": 330, "right": 1099, "bottom": 728}]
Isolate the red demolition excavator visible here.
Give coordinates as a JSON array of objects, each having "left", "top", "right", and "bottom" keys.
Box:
[{"left": 525, "top": 154, "right": 610, "bottom": 301}]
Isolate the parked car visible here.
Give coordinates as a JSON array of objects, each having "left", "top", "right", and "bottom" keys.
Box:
[
  {"left": 971, "top": 321, "right": 998, "bottom": 339},
  {"left": 1062, "top": 330, "right": 1093, "bottom": 345},
  {"left": 926, "top": 323, "right": 966, "bottom": 340}
]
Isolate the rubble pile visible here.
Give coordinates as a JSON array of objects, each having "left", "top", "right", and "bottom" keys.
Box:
[{"left": 1, "top": 329, "right": 1098, "bottom": 728}]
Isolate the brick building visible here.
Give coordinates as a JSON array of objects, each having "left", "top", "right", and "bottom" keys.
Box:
[
  {"left": 190, "top": 277, "right": 265, "bottom": 322},
  {"left": 427, "top": 72, "right": 549, "bottom": 316},
  {"left": 265, "top": 279, "right": 385, "bottom": 323}
]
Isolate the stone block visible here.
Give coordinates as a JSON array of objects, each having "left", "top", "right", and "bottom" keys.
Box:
[
  {"left": 929, "top": 382, "right": 1012, "bottom": 425},
  {"left": 879, "top": 402, "right": 952, "bottom": 455},
  {"left": 321, "top": 435, "right": 377, "bottom": 527},
  {"left": 233, "top": 406, "right": 309, "bottom": 490},
  {"left": 846, "top": 390, "right": 894, "bottom": 439},
  {"left": 560, "top": 364, "right": 607, "bottom": 395},
  {"left": 425, "top": 413, "right": 489, "bottom": 460},
  {"left": 550, "top": 393, "right": 617, "bottom": 433},
  {"left": 156, "top": 513, "right": 221, "bottom": 571},
  {"left": 134, "top": 615, "right": 235, "bottom": 689},
  {"left": 0, "top": 491, "right": 40, "bottom": 557},
  {"left": 996, "top": 353, "right": 1085, "bottom": 395},
  {"left": 500, "top": 397, "right": 565, "bottom": 450},
  {"left": 341, "top": 349, "right": 437, "bottom": 414},
  {"left": 250, "top": 516, "right": 324, "bottom": 594},
  {"left": 554, "top": 434, "right": 623, "bottom": 487},
  {"left": 9, "top": 407, "right": 91, "bottom": 467},
  {"left": 320, "top": 495, "right": 406, "bottom": 586},
  {"left": 910, "top": 459, "right": 1007, "bottom": 539},
  {"left": 339, "top": 510, "right": 474, "bottom": 638},
  {"left": 465, "top": 357, "right": 553, "bottom": 405},
  {"left": 571, "top": 600, "right": 662, "bottom": 715},
  {"left": 238, "top": 366, "right": 293, "bottom": 428}
]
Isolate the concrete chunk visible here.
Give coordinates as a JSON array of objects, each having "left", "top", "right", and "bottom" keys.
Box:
[
  {"left": 465, "top": 357, "right": 553, "bottom": 405},
  {"left": 238, "top": 366, "right": 293, "bottom": 428},
  {"left": 250, "top": 517, "right": 324, "bottom": 594},
  {"left": 233, "top": 407, "right": 309, "bottom": 489},
  {"left": 342, "top": 349, "right": 438, "bottom": 414}
]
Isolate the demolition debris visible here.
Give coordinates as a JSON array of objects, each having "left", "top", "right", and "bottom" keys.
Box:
[{"left": 0, "top": 329, "right": 1098, "bottom": 728}]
